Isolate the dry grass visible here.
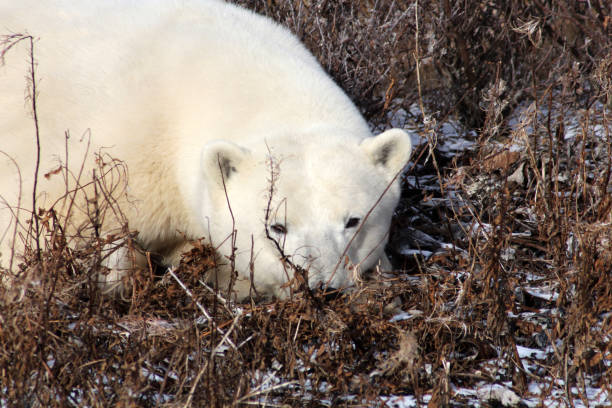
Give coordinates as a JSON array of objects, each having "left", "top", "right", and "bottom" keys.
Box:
[{"left": 1, "top": 0, "right": 611, "bottom": 406}]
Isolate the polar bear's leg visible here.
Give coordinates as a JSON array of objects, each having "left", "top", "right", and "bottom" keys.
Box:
[{"left": 98, "top": 241, "right": 146, "bottom": 300}]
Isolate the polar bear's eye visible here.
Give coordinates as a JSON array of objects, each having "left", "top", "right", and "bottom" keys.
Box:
[
  {"left": 270, "top": 223, "right": 287, "bottom": 235},
  {"left": 345, "top": 217, "right": 360, "bottom": 229}
]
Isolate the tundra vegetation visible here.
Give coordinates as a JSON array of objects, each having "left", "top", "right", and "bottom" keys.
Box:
[{"left": 1, "top": 1, "right": 611, "bottom": 406}]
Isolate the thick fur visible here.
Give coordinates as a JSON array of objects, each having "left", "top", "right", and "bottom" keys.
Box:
[{"left": 0, "top": 0, "right": 412, "bottom": 299}]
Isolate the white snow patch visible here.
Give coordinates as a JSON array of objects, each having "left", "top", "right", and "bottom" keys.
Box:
[
  {"left": 381, "top": 393, "right": 431, "bottom": 407},
  {"left": 524, "top": 287, "right": 559, "bottom": 302},
  {"left": 476, "top": 383, "right": 521, "bottom": 406},
  {"left": 517, "top": 345, "right": 549, "bottom": 360},
  {"left": 390, "top": 310, "right": 424, "bottom": 322},
  {"left": 398, "top": 248, "right": 433, "bottom": 258}
]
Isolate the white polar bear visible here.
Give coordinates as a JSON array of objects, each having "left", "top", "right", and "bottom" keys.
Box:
[{"left": 0, "top": 0, "right": 412, "bottom": 299}]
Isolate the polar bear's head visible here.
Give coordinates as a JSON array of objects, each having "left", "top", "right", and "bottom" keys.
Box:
[{"left": 199, "top": 128, "right": 412, "bottom": 299}]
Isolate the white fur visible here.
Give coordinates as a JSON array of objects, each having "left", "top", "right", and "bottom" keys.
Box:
[{"left": 0, "top": 0, "right": 412, "bottom": 299}]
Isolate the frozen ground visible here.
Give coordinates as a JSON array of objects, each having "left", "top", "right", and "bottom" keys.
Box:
[{"left": 372, "top": 101, "right": 612, "bottom": 407}]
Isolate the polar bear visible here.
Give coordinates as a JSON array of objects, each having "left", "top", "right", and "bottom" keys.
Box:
[{"left": 0, "top": 0, "right": 411, "bottom": 299}]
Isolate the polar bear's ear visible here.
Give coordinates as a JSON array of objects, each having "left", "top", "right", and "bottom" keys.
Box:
[
  {"left": 201, "top": 140, "right": 251, "bottom": 188},
  {"left": 361, "top": 128, "right": 412, "bottom": 178}
]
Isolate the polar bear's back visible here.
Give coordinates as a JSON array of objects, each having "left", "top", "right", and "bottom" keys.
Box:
[{"left": 1, "top": 0, "right": 368, "bottom": 149}]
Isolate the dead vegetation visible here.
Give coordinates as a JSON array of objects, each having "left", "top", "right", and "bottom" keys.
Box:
[{"left": 1, "top": 0, "right": 611, "bottom": 406}]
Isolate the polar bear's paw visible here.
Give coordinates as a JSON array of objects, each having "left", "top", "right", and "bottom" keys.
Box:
[{"left": 97, "top": 242, "right": 146, "bottom": 301}]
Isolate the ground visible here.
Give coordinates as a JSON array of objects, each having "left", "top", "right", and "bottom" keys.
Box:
[{"left": 1, "top": 1, "right": 611, "bottom": 407}]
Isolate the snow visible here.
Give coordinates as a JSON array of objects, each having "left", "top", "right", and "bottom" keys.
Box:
[
  {"left": 381, "top": 394, "right": 430, "bottom": 407},
  {"left": 389, "top": 310, "right": 423, "bottom": 322},
  {"left": 526, "top": 381, "right": 612, "bottom": 408},
  {"left": 524, "top": 287, "right": 559, "bottom": 302},
  {"left": 516, "top": 345, "right": 549, "bottom": 360},
  {"left": 476, "top": 384, "right": 522, "bottom": 406},
  {"left": 397, "top": 248, "right": 433, "bottom": 258}
]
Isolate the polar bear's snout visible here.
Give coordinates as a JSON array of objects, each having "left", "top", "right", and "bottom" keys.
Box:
[{"left": 278, "top": 232, "right": 358, "bottom": 292}]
